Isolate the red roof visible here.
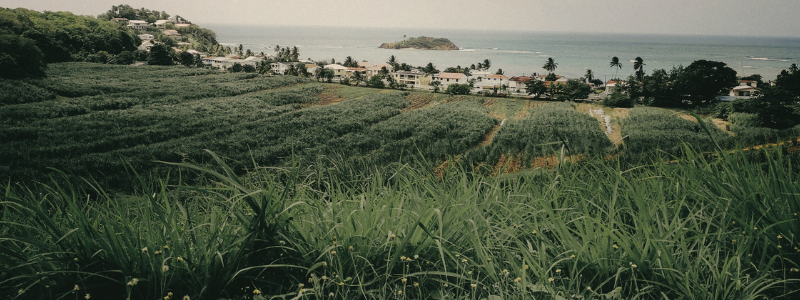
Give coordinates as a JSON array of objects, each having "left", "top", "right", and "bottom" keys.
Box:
[{"left": 509, "top": 76, "right": 534, "bottom": 83}]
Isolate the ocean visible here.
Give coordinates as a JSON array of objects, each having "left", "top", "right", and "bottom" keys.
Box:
[{"left": 208, "top": 24, "right": 800, "bottom": 81}]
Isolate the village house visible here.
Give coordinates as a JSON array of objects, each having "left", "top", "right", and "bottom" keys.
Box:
[
  {"left": 305, "top": 64, "right": 318, "bottom": 74},
  {"left": 730, "top": 85, "right": 757, "bottom": 97},
  {"left": 138, "top": 41, "right": 154, "bottom": 51},
  {"left": 357, "top": 61, "right": 372, "bottom": 68},
  {"left": 365, "top": 64, "right": 392, "bottom": 78},
  {"left": 324, "top": 64, "right": 350, "bottom": 78},
  {"left": 137, "top": 34, "right": 154, "bottom": 41},
  {"left": 110, "top": 17, "right": 128, "bottom": 24},
  {"left": 271, "top": 62, "right": 305, "bottom": 75},
  {"left": 508, "top": 76, "right": 534, "bottom": 94},
  {"left": 391, "top": 71, "right": 430, "bottom": 88},
  {"left": 605, "top": 80, "right": 624, "bottom": 93},
  {"left": 154, "top": 19, "right": 172, "bottom": 29},
  {"left": 434, "top": 72, "right": 469, "bottom": 89},
  {"left": 162, "top": 29, "right": 181, "bottom": 40},
  {"left": 474, "top": 74, "right": 509, "bottom": 89},
  {"left": 346, "top": 67, "right": 367, "bottom": 78},
  {"left": 126, "top": 20, "right": 149, "bottom": 31}
]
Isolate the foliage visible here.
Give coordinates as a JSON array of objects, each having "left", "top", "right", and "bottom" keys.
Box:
[
  {"left": 367, "top": 75, "right": 385, "bottom": 88},
  {"left": 97, "top": 4, "right": 170, "bottom": 21},
  {"left": 474, "top": 102, "right": 611, "bottom": 167},
  {"left": 621, "top": 107, "right": 733, "bottom": 156},
  {"left": 147, "top": 44, "right": 175, "bottom": 65},
  {"left": 775, "top": 63, "right": 800, "bottom": 97},
  {"left": 544, "top": 73, "right": 557, "bottom": 81},
  {"left": 445, "top": 83, "right": 471, "bottom": 95},
  {"left": 525, "top": 80, "right": 547, "bottom": 98},
  {"left": 603, "top": 90, "right": 634, "bottom": 108},
  {"left": 673, "top": 60, "right": 737, "bottom": 104},
  {"left": 562, "top": 79, "right": 591, "bottom": 100},
  {"left": 0, "top": 7, "right": 139, "bottom": 63},
  {"left": 0, "top": 79, "right": 56, "bottom": 105},
  {"left": 0, "top": 34, "right": 47, "bottom": 78},
  {"left": 727, "top": 112, "right": 762, "bottom": 127},
  {"left": 378, "top": 36, "right": 459, "bottom": 50},
  {"left": 542, "top": 57, "right": 558, "bottom": 74}
]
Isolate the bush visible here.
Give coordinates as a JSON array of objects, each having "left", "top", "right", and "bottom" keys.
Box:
[
  {"left": 603, "top": 91, "right": 633, "bottom": 108},
  {"left": 727, "top": 112, "right": 762, "bottom": 127},
  {"left": 445, "top": 83, "right": 471, "bottom": 95},
  {"left": 0, "top": 79, "right": 56, "bottom": 105},
  {"left": 715, "top": 101, "right": 732, "bottom": 119}
]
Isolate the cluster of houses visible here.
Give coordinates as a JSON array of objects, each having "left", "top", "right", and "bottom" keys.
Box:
[{"left": 111, "top": 16, "right": 191, "bottom": 52}]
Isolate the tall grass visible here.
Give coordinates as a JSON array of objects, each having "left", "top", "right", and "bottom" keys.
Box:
[{"left": 2, "top": 146, "right": 799, "bottom": 299}]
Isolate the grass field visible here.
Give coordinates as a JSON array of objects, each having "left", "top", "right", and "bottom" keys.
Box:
[{"left": 2, "top": 63, "right": 800, "bottom": 299}]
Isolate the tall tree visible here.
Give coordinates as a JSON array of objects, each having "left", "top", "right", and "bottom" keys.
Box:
[
  {"left": 0, "top": 34, "right": 47, "bottom": 78},
  {"left": 673, "top": 60, "right": 737, "bottom": 105},
  {"left": 543, "top": 57, "right": 558, "bottom": 74},
  {"left": 633, "top": 57, "right": 645, "bottom": 81},
  {"left": 147, "top": 44, "right": 174, "bottom": 65},
  {"left": 483, "top": 59, "right": 491, "bottom": 71},
  {"left": 584, "top": 69, "right": 594, "bottom": 83},
  {"left": 610, "top": 56, "right": 622, "bottom": 80},
  {"left": 387, "top": 55, "right": 397, "bottom": 69}
]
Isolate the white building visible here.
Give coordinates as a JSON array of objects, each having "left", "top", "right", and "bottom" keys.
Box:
[
  {"left": 365, "top": 64, "right": 392, "bottom": 78},
  {"left": 154, "top": 19, "right": 172, "bottom": 29},
  {"left": 391, "top": 71, "right": 431, "bottom": 88},
  {"left": 137, "top": 34, "right": 154, "bottom": 41},
  {"left": 126, "top": 20, "right": 149, "bottom": 31},
  {"left": 474, "top": 74, "right": 509, "bottom": 89},
  {"left": 324, "top": 64, "right": 350, "bottom": 78}
]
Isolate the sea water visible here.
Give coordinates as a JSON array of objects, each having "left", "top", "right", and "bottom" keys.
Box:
[{"left": 208, "top": 24, "right": 800, "bottom": 81}]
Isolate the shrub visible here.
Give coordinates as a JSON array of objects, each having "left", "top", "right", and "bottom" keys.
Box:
[
  {"left": 603, "top": 90, "right": 634, "bottom": 108},
  {"left": 727, "top": 112, "right": 762, "bottom": 127}
]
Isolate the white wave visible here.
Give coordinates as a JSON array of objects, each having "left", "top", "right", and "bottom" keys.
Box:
[
  {"left": 458, "top": 49, "right": 477, "bottom": 52},
  {"left": 749, "top": 57, "right": 769, "bottom": 60}
]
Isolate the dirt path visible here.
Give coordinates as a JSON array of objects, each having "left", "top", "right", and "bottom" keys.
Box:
[{"left": 479, "top": 119, "right": 506, "bottom": 147}]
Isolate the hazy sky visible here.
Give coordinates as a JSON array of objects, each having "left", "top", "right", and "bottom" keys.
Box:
[{"left": 3, "top": 0, "right": 800, "bottom": 37}]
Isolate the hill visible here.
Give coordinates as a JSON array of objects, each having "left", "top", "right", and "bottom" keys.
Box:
[{"left": 379, "top": 36, "right": 459, "bottom": 50}]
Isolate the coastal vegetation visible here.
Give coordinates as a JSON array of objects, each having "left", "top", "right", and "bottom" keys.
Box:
[
  {"left": 379, "top": 36, "right": 459, "bottom": 50},
  {"left": 1, "top": 62, "right": 800, "bottom": 300}
]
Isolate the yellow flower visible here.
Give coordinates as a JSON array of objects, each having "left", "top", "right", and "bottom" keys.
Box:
[
  {"left": 455, "top": 254, "right": 460, "bottom": 258},
  {"left": 164, "top": 245, "right": 169, "bottom": 250},
  {"left": 791, "top": 268, "right": 799, "bottom": 272},
  {"left": 390, "top": 234, "right": 396, "bottom": 239},
  {"left": 732, "top": 239, "right": 736, "bottom": 244},
  {"left": 84, "top": 293, "right": 91, "bottom": 299},
  {"left": 555, "top": 269, "right": 561, "bottom": 273},
  {"left": 322, "top": 262, "right": 328, "bottom": 267},
  {"left": 548, "top": 277, "right": 554, "bottom": 283},
  {"left": 570, "top": 254, "right": 575, "bottom": 259},
  {"left": 308, "top": 277, "right": 313, "bottom": 283},
  {"left": 532, "top": 230, "right": 537, "bottom": 235},
  {"left": 778, "top": 235, "right": 783, "bottom": 239},
  {"left": 613, "top": 244, "right": 619, "bottom": 250},
  {"left": 514, "top": 277, "right": 522, "bottom": 283},
  {"left": 74, "top": 258, "right": 78, "bottom": 262},
  {"left": 298, "top": 283, "right": 304, "bottom": 288},
  {"left": 523, "top": 264, "right": 529, "bottom": 270},
  {"left": 754, "top": 227, "right": 758, "bottom": 231},
  {"left": 631, "top": 264, "right": 638, "bottom": 269},
  {"left": 462, "top": 259, "right": 468, "bottom": 263},
  {"left": 183, "top": 296, "right": 190, "bottom": 300},
  {"left": 330, "top": 251, "right": 336, "bottom": 255},
  {"left": 74, "top": 285, "right": 80, "bottom": 291},
  {"left": 155, "top": 250, "right": 162, "bottom": 256},
  {"left": 321, "top": 276, "right": 328, "bottom": 280},
  {"left": 17, "top": 289, "right": 24, "bottom": 295},
  {"left": 177, "top": 257, "right": 184, "bottom": 263},
  {"left": 413, "top": 282, "right": 419, "bottom": 287},
  {"left": 253, "top": 289, "right": 261, "bottom": 294},
  {"left": 778, "top": 245, "right": 783, "bottom": 249},
  {"left": 487, "top": 258, "right": 491, "bottom": 261},
  {"left": 468, "top": 270, "right": 473, "bottom": 275},
  {"left": 401, "top": 278, "right": 407, "bottom": 283},
  {"left": 141, "top": 247, "right": 148, "bottom": 253},
  {"left": 338, "top": 282, "right": 344, "bottom": 286},
  {"left": 401, "top": 256, "right": 406, "bottom": 260},
  {"left": 164, "top": 296, "right": 169, "bottom": 300},
  {"left": 443, "top": 283, "right": 448, "bottom": 287},
  {"left": 168, "top": 292, "right": 173, "bottom": 297},
  {"left": 470, "top": 283, "right": 477, "bottom": 288},
  {"left": 587, "top": 287, "right": 592, "bottom": 291},
  {"left": 397, "top": 290, "right": 403, "bottom": 295},
  {"left": 348, "top": 246, "right": 353, "bottom": 250},
  {"left": 127, "top": 278, "right": 139, "bottom": 286},
  {"left": 162, "top": 265, "right": 169, "bottom": 272}
]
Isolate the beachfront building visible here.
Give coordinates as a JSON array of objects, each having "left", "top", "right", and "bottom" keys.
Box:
[
  {"left": 271, "top": 62, "right": 305, "bottom": 75},
  {"left": 126, "top": 20, "right": 149, "bottom": 31},
  {"left": 391, "top": 71, "right": 431, "bottom": 88},
  {"left": 509, "top": 76, "right": 534, "bottom": 94},
  {"left": 730, "top": 85, "right": 757, "bottom": 97},
  {"left": 434, "top": 72, "right": 469, "bottom": 89},
  {"left": 324, "top": 64, "right": 350, "bottom": 78},
  {"left": 366, "top": 64, "right": 392, "bottom": 78},
  {"left": 474, "top": 74, "right": 509, "bottom": 88}
]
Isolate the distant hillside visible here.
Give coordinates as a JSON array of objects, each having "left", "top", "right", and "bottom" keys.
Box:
[{"left": 379, "top": 36, "right": 459, "bottom": 50}]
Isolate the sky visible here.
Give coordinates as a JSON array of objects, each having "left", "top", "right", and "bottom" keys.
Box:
[{"left": 2, "top": 0, "right": 800, "bottom": 37}]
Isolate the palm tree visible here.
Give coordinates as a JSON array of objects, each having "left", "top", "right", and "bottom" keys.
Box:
[
  {"left": 543, "top": 57, "right": 558, "bottom": 74},
  {"left": 291, "top": 46, "right": 299, "bottom": 61},
  {"left": 633, "top": 57, "right": 645, "bottom": 80},
  {"left": 483, "top": 59, "right": 491, "bottom": 71},
  {"left": 388, "top": 55, "right": 397, "bottom": 69},
  {"left": 314, "top": 67, "right": 324, "bottom": 82},
  {"left": 610, "top": 56, "right": 622, "bottom": 80},
  {"left": 584, "top": 69, "right": 594, "bottom": 83},
  {"left": 353, "top": 71, "right": 364, "bottom": 86},
  {"left": 344, "top": 56, "right": 354, "bottom": 67}
]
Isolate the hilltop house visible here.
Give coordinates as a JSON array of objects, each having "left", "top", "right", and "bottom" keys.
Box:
[
  {"left": 366, "top": 64, "right": 392, "bottom": 78},
  {"left": 126, "top": 20, "right": 149, "bottom": 31},
  {"left": 605, "top": 80, "right": 624, "bottom": 93},
  {"left": 137, "top": 34, "right": 154, "bottom": 41},
  {"left": 163, "top": 30, "right": 181, "bottom": 40},
  {"left": 730, "top": 80, "right": 758, "bottom": 97},
  {"left": 324, "top": 64, "right": 350, "bottom": 78},
  {"left": 154, "top": 19, "right": 172, "bottom": 29},
  {"left": 271, "top": 62, "right": 305, "bottom": 75}
]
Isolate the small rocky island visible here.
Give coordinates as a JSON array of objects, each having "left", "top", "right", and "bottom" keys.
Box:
[{"left": 379, "top": 36, "right": 459, "bottom": 50}]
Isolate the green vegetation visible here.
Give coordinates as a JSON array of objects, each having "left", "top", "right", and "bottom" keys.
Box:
[
  {"left": 2, "top": 63, "right": 800, "bottom": 300},
  {"left": 469, "top": 102, "right": 611, "bottom": 168},
  {"left": 621, "top": 107, "right": 732, "bottom": 155},
  {"left": 379, "top": 36, "right": 459, "bottom": 50}
]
